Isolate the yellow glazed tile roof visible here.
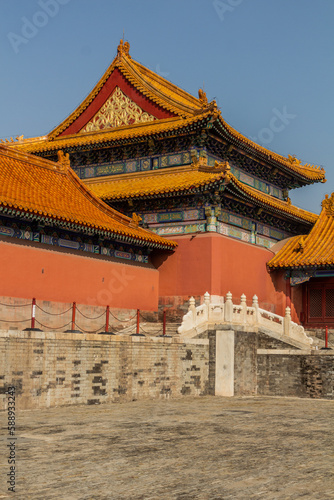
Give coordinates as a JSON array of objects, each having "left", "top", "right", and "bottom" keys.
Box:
[
  {"left": 87, "top": 166, "right": 225, "bottom": 199},
  {"left": 85, "top": 162, "right": 318, "bottom": 225},
  {"left": 0, "top": 146, "right": 176, "bottom": 249},
  {"left": 6, "top": 40, "right": 325, "bottom": 184},
  {"left": 268, "top": 193, "right": 334, "bottom": 269},
  {"left": 46, "top": 40, "right": 207, "bottom": 139},
  {"left": 215, "top": 111, "right": 326, "bottom": 183},
  {"left": 229, "top": 175, "right": 318, "bottom": 224},
  {"left": 10, "top": 113, "right": 213, "bottom": 154}
]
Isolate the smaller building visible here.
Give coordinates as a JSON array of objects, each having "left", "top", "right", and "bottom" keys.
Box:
[
  {"left": 268, "top": 193, "right": 334, "bottom": 327},
  {"left": 0, "top": 145, "right": 176, "bottom": 309}
]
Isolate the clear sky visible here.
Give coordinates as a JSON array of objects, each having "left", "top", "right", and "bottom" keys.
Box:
[{"left": 1, "top": 0, "right": 333, "bottom": 214}]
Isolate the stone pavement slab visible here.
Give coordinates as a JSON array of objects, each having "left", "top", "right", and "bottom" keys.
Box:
[{"left": 0, "top": 396, "right": 333, "bottom": 499}]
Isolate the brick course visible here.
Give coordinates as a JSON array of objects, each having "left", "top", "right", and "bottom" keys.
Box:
[{"left": 0, "top": 331, "right": 209, "bottom": 410}]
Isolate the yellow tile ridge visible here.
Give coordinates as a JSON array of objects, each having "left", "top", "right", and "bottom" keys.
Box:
[
  {"left": 121, "top": 57, "right": 204, "bottom": 116},
  {"left": 230, "top": 176, "right": 318, "bottom": 223},
  {"left": 268, "top": 192, "right": 334, "bottom": 269},
  {"left": 218, "top": 112, "right": 326, "bottom": 181}
]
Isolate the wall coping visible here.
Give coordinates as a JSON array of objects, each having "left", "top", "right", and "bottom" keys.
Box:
[
  {"left": 257, "top": 348, "right": 334, "bottom": 356},
  {"left": 0, "top": 329, "right": 208, "bottom": 345}
]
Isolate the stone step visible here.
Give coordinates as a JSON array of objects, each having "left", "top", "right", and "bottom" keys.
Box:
[{"left": 113, "top": 322, "right": 179, "bottom": 337}]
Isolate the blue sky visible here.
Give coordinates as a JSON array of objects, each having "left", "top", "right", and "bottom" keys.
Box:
[{"left": 0, "top": 0, "right": 333, "bottom": 214}]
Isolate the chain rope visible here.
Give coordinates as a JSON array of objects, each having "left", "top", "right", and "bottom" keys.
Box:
[
  {"left": 74, "top": 322, "right": 105, "bottom": 334},
  {"left": 0, "top": 302, "right": 31, "bottom": 307},
  {"left": 36, "top": 304, "right": 72, "bottom": 316},
  {"left": 109, "top": 312, "right": 137, "bottom": 322},
  {"left": 76, "top": 307, "right": 106, "bottom": 320},
  {"left": 0, "top": 318, "right": 30, "bottom": 323},
  {"left": 139, "top": 325, "right": 163, "bottom": 336},
  {"left": 35, "top": 320, "right": 72, "bottom": 331}
]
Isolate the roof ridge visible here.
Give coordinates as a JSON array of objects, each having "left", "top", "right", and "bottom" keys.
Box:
[
  {"left": 217, "top": 113, "right": 326, "bottom": 182},
  {"left": 12, "top": 112, "right": 214, "bottom": 153},
  {"left": 0, "top": 144, "right": 66, "bottom": 173},
  {"left": 229, "top": 174, "right": 318, "bottom": 223}
]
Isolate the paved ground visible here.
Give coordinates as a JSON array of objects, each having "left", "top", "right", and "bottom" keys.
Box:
[{"left": 0, "top": 396, "right": 333, "bottom": 500}]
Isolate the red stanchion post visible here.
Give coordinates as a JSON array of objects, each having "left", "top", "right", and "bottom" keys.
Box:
[
  {"left": 137, "top": 309, "right": 140, "bottom": 334},
  {"left": 31, "top": 298, "right": 36, "bottom": 329},
  {"left": 163, "top": 309, "right": 167, "bottom": 336},
  {"left": 105, "top": 305, "right": 110, "bottom": 333},
  {"left": 71, "top": 302, "right": 76, "bottom": 331},
  {"left": 325, "top": 325, "right": 328, "bottom": 349}
]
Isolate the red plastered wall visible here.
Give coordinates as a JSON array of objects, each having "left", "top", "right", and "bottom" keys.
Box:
[
  {"left": 0, "top": 240, "right": 159, "bottom": 310},
  {"left": 152, "top": 233, "right": 292, "bottom": 318}
]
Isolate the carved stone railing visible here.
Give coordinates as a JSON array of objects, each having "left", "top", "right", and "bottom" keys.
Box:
[{"left": 178, "top": 292, "right": 313, "bottom": 347}]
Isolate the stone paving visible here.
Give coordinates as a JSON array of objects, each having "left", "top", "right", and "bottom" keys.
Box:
[{"left": 0, "top": 396, "right": 333, "bottom": 499}]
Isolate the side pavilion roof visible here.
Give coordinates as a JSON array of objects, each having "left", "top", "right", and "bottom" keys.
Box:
[
  {"left": 268, "top": 193, "right": 334, "bottom": 270},
  {"left": 0, "top": 145, "right": 176, "bottom": 250}
]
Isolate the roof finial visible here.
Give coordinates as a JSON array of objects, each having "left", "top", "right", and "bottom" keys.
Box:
[
  {"left": 198, "top": 88, "right": 208, "bottom": 107},
  {"left": 322, "top": 193, "right": 334, "bottom": 216},
  {"left": 131, "top": 213, "right": 142, "bottom": 227},
  {"left": 57, "top": 150, "right": 70, "bottom": 171},
  {"left": 117, "top": 37, "right": 131, "bottom": 58}
]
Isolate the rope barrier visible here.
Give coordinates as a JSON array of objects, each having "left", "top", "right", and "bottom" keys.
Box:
[
  {"left": 139, "top": 325, "right": 163, "bottom": 336},
  {"left": 109, "top": 312, "right": 137, "bottom": 322},
  {"left": 35, "top": 304, "right": 72, "bottom": 316},
  {"left": 74, "top": 322, "right": 105, "bottom": 334},
  {"left": 139, "top": 312, "right": 157, "bottom": 322},
  {"left": 76, "top": 307, "right": 106, "bottom": 320},
  {"left": 0, "top": 318, "right": 30, "bottom": 323},
  {"left": 35, "top": 320, "right": 72, "bottom": 331},
  {"left": 0, "top": 302, "right": 31, "bottom": 307}
]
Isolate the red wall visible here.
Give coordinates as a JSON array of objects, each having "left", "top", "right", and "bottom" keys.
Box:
[
  {"left": 0, "top": 239, "right": 159, "bottom": 310},
  {"left": 153, "top": 233, "right": 290, "bottom": 317}
]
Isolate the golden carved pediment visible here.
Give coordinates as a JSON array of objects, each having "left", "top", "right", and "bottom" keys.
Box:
[{"left": 80, "top": 87, "right": 155, "bottom": 133}]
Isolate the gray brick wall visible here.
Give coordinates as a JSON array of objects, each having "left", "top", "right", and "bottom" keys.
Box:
[
  {"left": 234, "top": 331, "right": 257, "bottom": 395},
  {"left": 257, "top": 332, "right": 293, "bottom": 349},
  {"left": 257, "top": 353, "right": 334, "bottom": 399},
  {"left": 0, "top": 332, "right": 209, "bottom": 410}
]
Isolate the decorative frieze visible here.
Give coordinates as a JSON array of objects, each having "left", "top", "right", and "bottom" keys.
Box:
[
  {"left": 0, "top": 223, "right": 149, "bottom": 264},
  {"left": 75, "top": 148, "right": 283, "bottom": 201}
]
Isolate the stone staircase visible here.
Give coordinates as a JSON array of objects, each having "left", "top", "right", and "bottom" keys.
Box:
[
  {"left": 112, "top": 322, "right": 179, "bottom": 337},
  {"left": 178, "top": 292, "right": 315, "bottom": 350}
]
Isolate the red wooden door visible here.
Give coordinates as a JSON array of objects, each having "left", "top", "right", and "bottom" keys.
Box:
[{"left": 307, "top": 282, "right": 334, "bottom": 325}]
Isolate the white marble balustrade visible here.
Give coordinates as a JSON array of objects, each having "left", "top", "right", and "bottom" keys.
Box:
[{"left": 178, "top": 292, "right": 313, "bottom": 347}]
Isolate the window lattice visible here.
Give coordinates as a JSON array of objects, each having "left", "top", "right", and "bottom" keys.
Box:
[
  {"left": 309, "top": 288, "right": 322, "bottom": 318},
  {"left": 325, "top": 288, "right": 334, "bottom": 318}
]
